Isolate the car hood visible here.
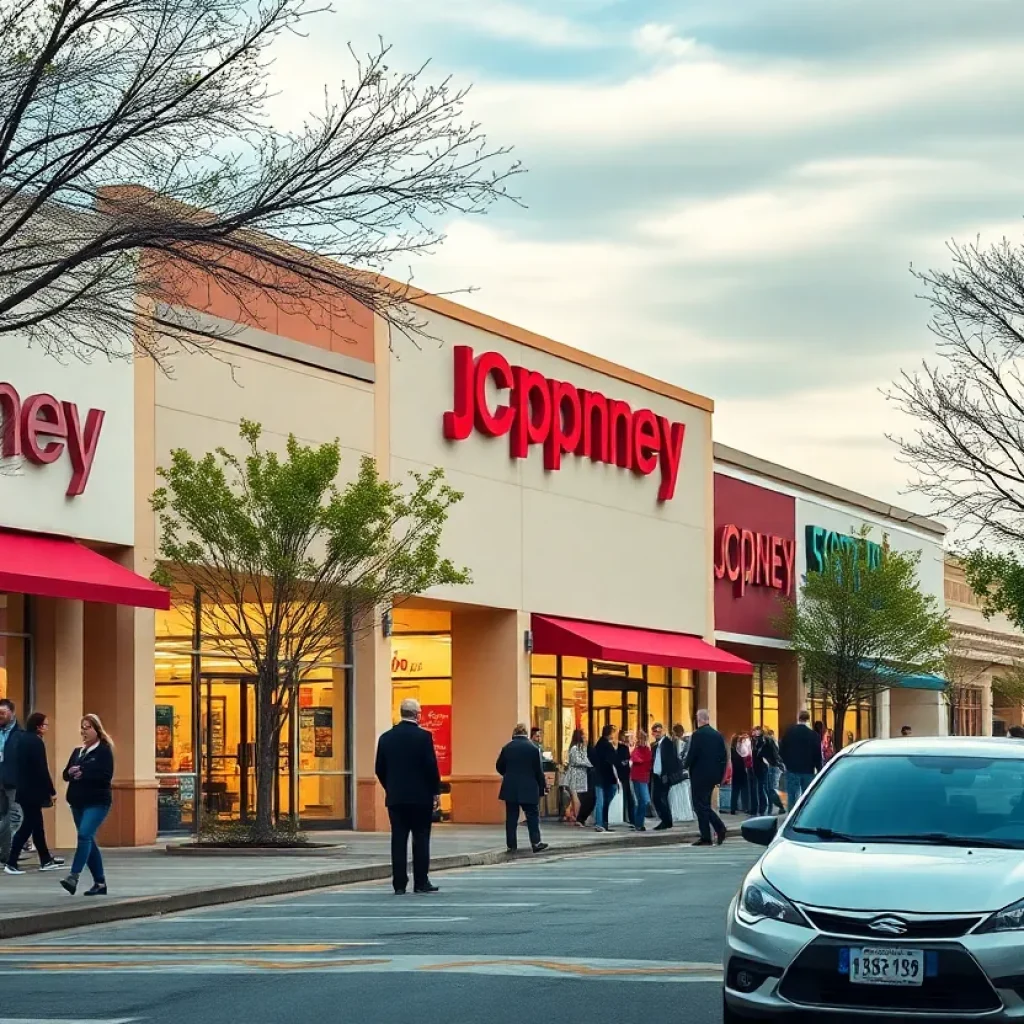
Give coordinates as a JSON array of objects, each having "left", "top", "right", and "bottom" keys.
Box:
[{"left": 762, "top": 839, "right": 1024, "bottom": 914}]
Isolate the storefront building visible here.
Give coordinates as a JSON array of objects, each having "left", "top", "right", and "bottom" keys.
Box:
[
  {"left": 945, "top": 555, "right": 1024, "bottom": 736},
  {"left": 3, "top": 246, "right": 760, "bottom": 844},
  {"left": 713, "top": 445, "right": 948, "bottom": 745}
]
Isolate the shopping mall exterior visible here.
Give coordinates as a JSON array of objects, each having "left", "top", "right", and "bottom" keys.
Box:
[{"left": 0, "top": 257, "right": 959, "bottom": 847}]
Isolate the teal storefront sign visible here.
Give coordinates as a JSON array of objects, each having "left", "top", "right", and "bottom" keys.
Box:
[{"left": 806, "top": 525, "right": 882, "bottom": 574}]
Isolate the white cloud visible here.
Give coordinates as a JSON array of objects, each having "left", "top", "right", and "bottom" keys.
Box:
[
  {"left": 466, "top": 42, "right": 1024, "bottom": 146},
  {"left": 631, "top": 23, "right": 705, "bottom": 60}
]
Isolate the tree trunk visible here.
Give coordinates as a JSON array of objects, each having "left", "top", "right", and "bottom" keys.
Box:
[
  {"left": 833, "top": 704, "right": 849, "bottom": 751},
  {"left": 254, "top": 670, "right": 278, "bottom": 840}
]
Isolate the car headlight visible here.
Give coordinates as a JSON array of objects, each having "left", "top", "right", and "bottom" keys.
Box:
[
  {"left": 977, "top": 898, "right": 1024, "bottom": 934},
  {"left": 736, "top": 875, "right": 808, "bottom": 927}
]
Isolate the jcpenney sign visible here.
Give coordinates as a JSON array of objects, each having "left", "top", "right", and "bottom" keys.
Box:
[
  {"left": 442, "top": 346, "right": 687, "bottom": 502},
  {"left": 0, "top": 381, "right": 105, "bottom": 496}
]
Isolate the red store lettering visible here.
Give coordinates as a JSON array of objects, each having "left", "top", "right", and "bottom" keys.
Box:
[
  {"left": 0, "top": 382, "right": 105, "bottom": 496},
  {"left": 442, "top": 345, "right": 687, "bottom": 502},
  {"left": 714, "top": 524, "right": 796, "bottom": 597}
]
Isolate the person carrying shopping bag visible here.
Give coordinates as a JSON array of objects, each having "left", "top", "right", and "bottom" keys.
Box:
[{"left": 60, "top": 714, "right": 114, "bottom": 896}]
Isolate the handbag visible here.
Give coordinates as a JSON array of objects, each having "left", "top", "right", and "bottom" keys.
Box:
[{"left": 667, "top": 769, "right": 686, "bottom": 786}]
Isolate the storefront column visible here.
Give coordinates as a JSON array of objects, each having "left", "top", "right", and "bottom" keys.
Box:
[
  {"left": 82, "top": 597, "right": 158, "bottom": 846},
  {"left": 982, "top": 677, "right": 994, "bottom": 737},
  {"left": 778, "top": 655, "right": 800, "bottom": 730},
  {"left": 354, "top": 616, "right": 392, "bottom": 831},
  {"left": 34, "top": 598, "right": 83, "bottom": 850},
  {"left": 450, "top": 608, "right": 529, "bottom": 824},
  {"left": 700, "top": 671, "right": 718, "bottom": 724},
  {"left": 877, "top": 689, "right": 891, "bottom": 738}
]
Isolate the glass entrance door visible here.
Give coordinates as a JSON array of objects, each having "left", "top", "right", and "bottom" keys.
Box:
[
  {"left": 589, "top": 685, "right": 643, "bottom": 740},
  {"left": 200, "top": 675, "right": 257, "bottom": 822}
]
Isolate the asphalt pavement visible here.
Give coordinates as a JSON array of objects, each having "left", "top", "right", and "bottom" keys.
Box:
[{"left": 0, "top": 839, "right": 762, "bottom": 1024}]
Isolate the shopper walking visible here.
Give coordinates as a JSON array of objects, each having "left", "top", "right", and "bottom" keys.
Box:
[
  {"left": 615, "top": 730, "right": 636, "bottom": 829},
  {"left": 374, "top": 698, "right": 442, "bottom": 895},
  {"left": 60, "top": 714, "right": 114, "bottom": 896},
  {"left": 497, "top": 724, "right": 549, "bottom": 854},
  {"left": 4, "top": 713, "right": 63, "bottom": 875},
  {"left": 684, "top": 709, "right": 728, "bottom": 847},
  {"left": 650, "top": 722, "right": 682, "bottom": 830},
  {"left": 563, "top": 729, "right": 591, "bottom": 825},
  {"left": 780, "top": 710, "right": 823, "bottom": 810},
  {"left": 0, "top": 699, "right": 23, "bottom": 867},
  {"left": 591, "top": 724, "right": 619, "bottom": 832},
  {"left": 630, "top": 730, "right": 653, "bottom": 831}
]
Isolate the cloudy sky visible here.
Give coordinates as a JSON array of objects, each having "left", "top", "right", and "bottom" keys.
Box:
[{"left": 277, "top": 0, "right": 1024, "bottom": 517}]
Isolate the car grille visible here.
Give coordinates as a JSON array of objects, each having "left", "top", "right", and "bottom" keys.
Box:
[
  {"left": 778, "top": 940, "right": 1001, "bottom": 1014},
  {"left": 803, "top": 909, "right": 984, "bottom": 939}
]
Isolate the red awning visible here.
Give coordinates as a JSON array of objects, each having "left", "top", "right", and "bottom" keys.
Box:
[
  {"left": 0, "top": 529, "right": 170, "bottom": 610},
  {"left": 531, "top": 615, "right": 753, "bottom": 674}
]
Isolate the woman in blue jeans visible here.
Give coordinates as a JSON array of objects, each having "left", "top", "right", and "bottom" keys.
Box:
[{"left": 60, "top": 714, "right": 114, "bottom": 896}]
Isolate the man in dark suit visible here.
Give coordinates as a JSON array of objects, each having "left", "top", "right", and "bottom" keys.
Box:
[
  {"left": 779, "top": 709, "right": 823, "bottom": 810},
  {"left": 374, "top": 698, "right": 442, "bottom": 894},
  {"left": 496, "top": 723, "right": 549, "bottom": 853},
  {"left": 649, "top": 722, "right": 682, "bottom": 831},
  {"left": 684, "top": 708, "right": 729, "bottom": 847}
]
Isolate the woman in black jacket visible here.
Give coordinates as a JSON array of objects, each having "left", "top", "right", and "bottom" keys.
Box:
[
  {"left": 3, "top": 712, "right": 63, "bottom": 874},
  {"left": 60, "top": 714, "right": 114, "bottom": 896}
]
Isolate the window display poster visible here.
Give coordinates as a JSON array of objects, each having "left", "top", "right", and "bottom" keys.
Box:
[
  {"left": 313, "top": 707, "right": 333, "bottom": 758},
  {"left": 155, "top": 705, "right": 175, "bottom": 771},
  {"left": 420, "top": 704, "right": 452, "bottom": 776},
  {"left": 299, "top": 708, "right": 315, "bottom": 754}
]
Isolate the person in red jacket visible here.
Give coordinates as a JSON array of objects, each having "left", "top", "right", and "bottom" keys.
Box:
[{"left": 630, "top": 730, "right": 654, "bottom": 831}]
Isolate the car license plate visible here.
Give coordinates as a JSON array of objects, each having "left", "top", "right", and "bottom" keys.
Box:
[{"left": 847, "top": 947, "right": 925, "bottom": 986}]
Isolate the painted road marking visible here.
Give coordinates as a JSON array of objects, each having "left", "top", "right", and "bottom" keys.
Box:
[
  {"left": 334, "top": 887, "right": 594, "bottom": 895},
  {"left": 166, "top": 916, "right": 470, "bottom": 923},
  {"left": 0, "top": 954, "right": 724, "bottom": 981},
  {"left": 0, "top": 944, "right": 379, "bottom": 954},
  {"left": 262, "top": 902, "right": 540, "bottom": 909},
  {"left": 438, "top": 876, "right": 644, "bottom": 883},
  {"left": 0, "top": 1019, "right": 141, "bottom": 1023}
]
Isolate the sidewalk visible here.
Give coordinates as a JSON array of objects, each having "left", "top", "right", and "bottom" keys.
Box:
[{"left": 0, "top": 822, "right": 703, "bottom": 939}]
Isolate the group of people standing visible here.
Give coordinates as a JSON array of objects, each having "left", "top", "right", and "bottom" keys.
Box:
[
  {"left": 561, "top": 710, "right": 731, "bottom": 846},
  {"left": 563, "top": 722, "right": 693, "bottom": 832},
  {"left": 0, "top": 699, "right": 116, "bottom": 896},
  {"left": 728, "top": 710, "right": 827, "bottom": 815}
]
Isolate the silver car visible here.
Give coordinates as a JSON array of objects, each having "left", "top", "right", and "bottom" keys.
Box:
[{"left": 724, "top": 736, "right": 1024, "bottom": 1022}]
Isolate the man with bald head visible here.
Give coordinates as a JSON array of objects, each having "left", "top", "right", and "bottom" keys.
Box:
[
  {"left": 375, "top": 698, "right": 442, "bottom": 894},
  {"left": 683, "top": 708, "right": 729, "bottom": 847}
]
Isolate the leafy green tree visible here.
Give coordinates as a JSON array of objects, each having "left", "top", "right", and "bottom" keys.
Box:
[
  {"left": 780, "top": 528, "right": 950, "bottom": 750},
  {"left": 151, "top": 419, "right": 469, "bottom": 841}
]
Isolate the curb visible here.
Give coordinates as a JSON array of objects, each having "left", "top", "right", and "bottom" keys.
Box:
[
  {"left": 0, "top": 826, "right": 702, "bottom": 940},
  {"left": 164, "top": 844, "right": 347, "bottom": 857}
]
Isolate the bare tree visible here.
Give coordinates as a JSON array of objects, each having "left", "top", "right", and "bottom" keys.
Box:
[
  {"left": 0, "top": 0, "right": 520, "bottom": 366},
  {"left": 889, "top": 237, "right": 1024, "bottom": 544}
]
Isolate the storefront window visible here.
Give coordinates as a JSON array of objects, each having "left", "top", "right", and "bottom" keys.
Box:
[
  {"left": 154, "top": 588, "right": 353, "bottom": 834},
  {"left": 647, "top": 685, "right": 670, "bottom": 736},
  {"left": 0, "top": 594, "right": 29, "bottom": 712},
  {"left": 671, "top": 668, "right": 696, "bottom": 731},
  {"left": 956, "top": 687, "right": 983, "bottom": 736},
  {"left": 391, "top": 620, "right": 452, "bottom": 819},
  {"left": 752, "top": 664, "right": 779, "bottom": 736},
  {"left": 807, "top": 681, "right": 874, "bottom": 743}
]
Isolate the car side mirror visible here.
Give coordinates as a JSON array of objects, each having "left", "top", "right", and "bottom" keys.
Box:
[{"left": 741, "top": 815, "right": 779, "bottom": 848}]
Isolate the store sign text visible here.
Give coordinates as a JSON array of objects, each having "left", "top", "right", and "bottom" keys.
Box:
[
  {"left": 442, "top": 346, "right": 687, "bottom": 502},
  {"left": 0, "top": 381, "right": 105, "bottom": 496},
  {"left": 714, "top": 524, "right": 796, "bottom": 597},
  {"left": 806, "top": 525, "right": 883, "bottom": 575}
]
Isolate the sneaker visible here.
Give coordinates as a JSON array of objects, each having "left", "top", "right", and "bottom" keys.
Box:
[
  {"left": 60, "top": 875, "right": 79, "bottom": 895},
  {"left": 3, "top": 865, "right": 24, "bottom": 875},
  {"left": 413, "top": 883, "right": 440, "bottom": 894},
  {"left": 594, "top": 826, "right": 607, "bottom": 833},
  {"left": 84, "top": 882, "right": 108, "bottom": 897},
  {"left": 40, "top": 858, "right": 65, "bottom": 872},
  {"left": 24, "top": 841, "right": 34, "bottom": 853},
  {"left": 531, "top": 842, "right": 549, "bottom": 853}
]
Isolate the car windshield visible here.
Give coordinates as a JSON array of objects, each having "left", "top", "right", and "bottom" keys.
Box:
[{"left": 787, "top": 754, "right": 1024, "bottom": 848}]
